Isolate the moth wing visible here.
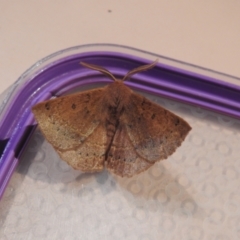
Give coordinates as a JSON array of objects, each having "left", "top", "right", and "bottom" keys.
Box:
[
  {"left": 32, "top": 88, "right": 108, "bottom": 172},
  {"left": 57, "top": 123, "right": 107, "bottom": 172},
  {"left": 106, "top": 124, "right": 153, "bottom": 177},
  {"left": 122, "top": 93, "right": 191, "bottom": 162}
]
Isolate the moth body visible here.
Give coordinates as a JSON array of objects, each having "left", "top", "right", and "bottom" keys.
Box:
[{"left": 32, "top": 61, "right": 191, "bottom": 177}]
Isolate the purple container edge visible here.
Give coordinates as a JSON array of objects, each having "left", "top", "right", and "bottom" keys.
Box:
[{"left": 1, "top": 43, "right": 240, "bottom": 199}]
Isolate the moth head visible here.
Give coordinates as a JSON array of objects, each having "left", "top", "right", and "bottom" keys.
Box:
[{"left": 80, "top": 59, "right": 158, "bottom": 83}]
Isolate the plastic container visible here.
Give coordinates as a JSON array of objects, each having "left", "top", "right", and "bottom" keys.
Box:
[{"left": 1, "top": 44, "right": 240, "bottom": 239}]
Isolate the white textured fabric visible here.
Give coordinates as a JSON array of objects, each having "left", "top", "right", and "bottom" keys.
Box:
[{"left": 1, "top": 92, "right": 239, "bottom": 240}]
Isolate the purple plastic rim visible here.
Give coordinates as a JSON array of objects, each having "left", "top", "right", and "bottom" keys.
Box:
[{"left": 1, "top": 43, "right": 240, "bottom": 199}]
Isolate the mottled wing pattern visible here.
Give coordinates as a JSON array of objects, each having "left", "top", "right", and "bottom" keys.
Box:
[
  {"left": 121, "top": 92, "right": 191, "bottom": 162},
  {"left": 106, "top": 124, "right": 153, "bottom": 177},
  {"left": 32, "top": 88, "right": 108, "bottom": 172},
  {"left": 57, "top": 123, "right": 107, "bottom": 172}
]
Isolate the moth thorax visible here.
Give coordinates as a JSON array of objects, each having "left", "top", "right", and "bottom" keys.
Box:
[{"left": 106, "top": 82, "right": 129, "bottom": 109}]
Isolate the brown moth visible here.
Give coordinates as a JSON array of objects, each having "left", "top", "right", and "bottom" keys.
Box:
[{"left": 32, "top": 61, "right": 191, "bottom": 177}]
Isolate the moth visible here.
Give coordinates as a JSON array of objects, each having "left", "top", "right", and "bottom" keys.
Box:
[{"left": 32, "top": 61, "right": 191, "bottom": 177}]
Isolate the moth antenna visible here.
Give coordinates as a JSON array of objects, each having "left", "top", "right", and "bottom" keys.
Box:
[
  {"left": 122, "top": 59, "right": 158, "bottom": 82},
  {"left": 80, "top": 62, "right": 117, "bottom": 82}
]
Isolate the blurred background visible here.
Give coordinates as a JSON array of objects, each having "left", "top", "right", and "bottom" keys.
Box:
[{"left": 0, "top": 1, "right": 240, "bottom": 93}]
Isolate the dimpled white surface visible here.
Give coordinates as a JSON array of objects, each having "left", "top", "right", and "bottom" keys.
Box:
[{"left": 1, "top": 93, "right": 240, "bottom": 240}]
